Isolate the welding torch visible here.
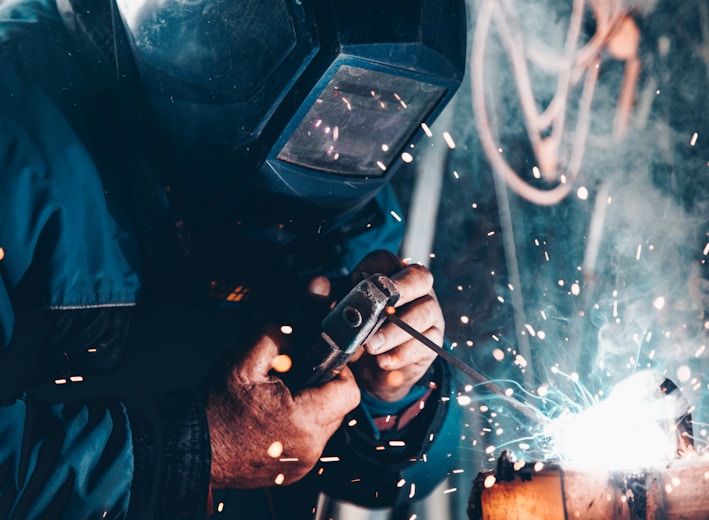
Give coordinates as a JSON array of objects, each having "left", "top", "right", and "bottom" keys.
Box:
[{"left": 293, "top": 272, "right": 541, "bottom": 424}]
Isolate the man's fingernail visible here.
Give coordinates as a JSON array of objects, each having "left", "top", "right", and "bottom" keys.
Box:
[{"left": 367, "top": 332, "right": 385, "bottom": 351}]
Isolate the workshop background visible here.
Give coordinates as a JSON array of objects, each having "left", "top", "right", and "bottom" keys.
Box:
[{"left": 333, "top": 0, "right": 709, "bottom": 517}]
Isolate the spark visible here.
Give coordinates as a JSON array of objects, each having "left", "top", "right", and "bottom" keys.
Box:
[
  {"left": 69, "top": 375, "right": 84, "bottom": 382},
  {"left": 274, "top": 473, "right": 285, "bottom": 485},
  {"left": 532, "top": 166, "right": 541, "bottom": 179},
  {"left": 442, "top": 132, "right": 456, "bottom": 149},
  {"left": 393, "top": 92, "right": 407, "bottom": 109},
  {"left": 401, "top": 152, "right": 414, "bottom": 163},
  {"left": 320, "top": 456, "right": 341, "bottom": 462},
  {"left": 376, "top": 161, "right": 387, "bottom": 171},
  {"left": 653, "top": 297, "right": 665, "bottom": 310},
  {"left": 420, "top": 122, "right": 432, "bottom": 137},
  {"left": 280, "top": 325, "right": 293, "bottom": 335},
  {"left": 268, "top": 442, "right": 283, "bottom": 458},
  {"left": 690, "top": 132, "right": 699, "bottom": 146},
  {"left": 676, "top": 365, "right": 691, "bottom": 382},
  {"left": 0, "top": 247, "right": 4, "bottom": 261},
  {"left": 390, "top": 210, "right": 402, "bottom": 222},
  {"left": 458, "top": 395, "right": 472, "bottom": 406},
  {"left": 271, "top": 354, "right": 292, "bottom": 373},
  {"left": 460, "top": 315, "right": 470, "bottom": 324},
  {"left": 483, "top": 475, "right": 496, "bottom": 488},
  {"left": 443, "top": 488, "right": 457, "bottom": 494},
  {"left": 576, "top": 186, "right": 588, "bottom": 200},
  {"left": 543, "top": 370, "right": 684, "bottom": 471},
  {"left": 635, "top": 244, "right": 642, "bottom": 260}
]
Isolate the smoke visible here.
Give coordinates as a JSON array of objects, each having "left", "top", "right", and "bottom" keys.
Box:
[{"left": 426, "top": 0, "right": 709, "bottom": 465}]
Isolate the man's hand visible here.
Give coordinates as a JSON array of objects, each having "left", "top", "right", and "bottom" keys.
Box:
[
  {"left": 349, "top": 250, "right": 444, "bottom": 402},
  {"left": 205, "top": 329, "right": 360, "bottom": 489}
]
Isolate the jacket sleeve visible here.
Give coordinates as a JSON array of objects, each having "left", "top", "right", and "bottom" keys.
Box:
[
  {"left": 0, "top": 44, "right": 211, "bottom": 518},
  {"left": 0, "top": 388, "right": 211, "bottom": 520},
  {"left": 0, "top": 395, "right": 133, "bottom": 519}
]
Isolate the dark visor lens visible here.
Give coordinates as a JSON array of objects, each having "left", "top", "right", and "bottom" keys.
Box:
[{"left": 276, "top": 65, "right": 446, "bottom": 177}]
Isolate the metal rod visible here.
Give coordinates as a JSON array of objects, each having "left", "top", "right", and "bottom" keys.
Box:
[{"left": 385, "top": 310, "right": 542, "bottom": 423}]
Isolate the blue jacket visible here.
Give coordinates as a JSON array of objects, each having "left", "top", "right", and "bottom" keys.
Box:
[{"left": 0, "top": 1, "right": 460, "bottom": 518}]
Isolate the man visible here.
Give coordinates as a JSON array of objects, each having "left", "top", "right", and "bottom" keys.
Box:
[{"left": 0, "top": 0, "right": 466, "bottom": 518}]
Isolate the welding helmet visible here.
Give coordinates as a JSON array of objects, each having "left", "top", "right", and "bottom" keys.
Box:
[{"left": 111, "top": 0, "right": 466, "bottom": 238}]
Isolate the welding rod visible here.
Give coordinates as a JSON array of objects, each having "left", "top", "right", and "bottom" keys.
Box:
[{"left": 385, "top": 309, "right": 542, "bottom": 423}]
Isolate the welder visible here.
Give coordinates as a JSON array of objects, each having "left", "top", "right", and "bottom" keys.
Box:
[{"left": 0, "top": 0, "right": 467, "bottom": 518}]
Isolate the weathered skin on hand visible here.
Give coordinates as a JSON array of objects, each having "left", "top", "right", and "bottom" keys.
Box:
[{"left": 206, "top": 330, "right": 360, "bottom": 489}]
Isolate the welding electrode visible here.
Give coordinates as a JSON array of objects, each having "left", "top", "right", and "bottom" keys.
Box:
[{"left": 384, "top": 307, "right": 543, "bottom": 424}]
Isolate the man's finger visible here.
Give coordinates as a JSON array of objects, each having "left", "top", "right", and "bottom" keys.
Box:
[
  {"left": 294, "top": 365, "right": 360, "bottom": 426},
  {"left": 389, "top": 263, "right": 435, "bottom": 307},
  {"left": 373, "top": 336, "right": 438, "bottom": 372},
  {"left": 364, "top": 294, "right": 443, "bottom": 354},
  {"left": 307, "top": 275, "right": 332, "bottom": 298},
  {"left": 234, "top": 329, "right": 283, "bottom": 383},
  {"left": 351, "top": 250, "right": 404, "bottom": 281}
]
